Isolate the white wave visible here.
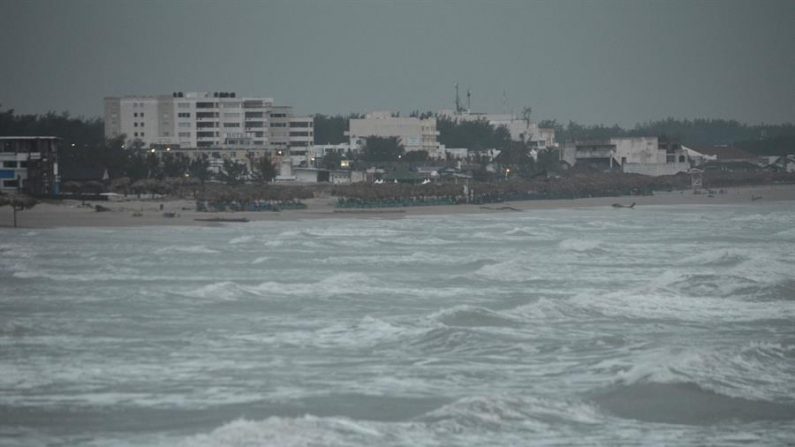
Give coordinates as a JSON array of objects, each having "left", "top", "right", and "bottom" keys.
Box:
[
  {"left": 472, "top": 259, "right": 535, "bottom": 282},
  {"left": 251, "top": 256, "right": 270, "bottom": 264},
  {"left": 611, "top": 341, "right": 795, "bottom": 402},
  {"left": 229, "top": 235, "right": 255, "bottom": 244},
  {"left": 677, "top": 248, "right": 749, "bottom": 267},
  {"left": 572, "top": 285, "right": 795, "bottom": 323},
  {"left": 427, "top": 305, "right": 523, "bottom": 328},
  {"left": 178, "top": 416, "right": 386, "bottom": 447},
  {"left": 558, "top": 238, "right": 604, "bottom": 253},
  {"left": 420, "top": 394, "right": 602, "bottom": 428},
  {"left": 154, "top": 245, "right": 219, "bottom": 255},
  {"left": 181, "top": 281, "right": 249, "bottom": 301}
]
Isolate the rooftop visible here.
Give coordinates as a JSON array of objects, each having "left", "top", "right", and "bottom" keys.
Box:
[{"left": 693, "top": 146, "right": 756, "bottom": 160}]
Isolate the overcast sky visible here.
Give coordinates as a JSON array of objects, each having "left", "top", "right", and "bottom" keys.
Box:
[{"left": 1, "top": 0, "right": 793, "bottom": 126}]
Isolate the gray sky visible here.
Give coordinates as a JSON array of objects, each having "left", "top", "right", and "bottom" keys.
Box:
[{"left": 1, "top": 0, "right": 793, "bottom": 126}]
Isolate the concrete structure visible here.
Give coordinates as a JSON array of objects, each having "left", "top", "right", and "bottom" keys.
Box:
[
  {"left": 347, "top": 112, "right": 440, "bottom": 156},
  {"left": 0, "top": 137, "right": 60, "bottom": 195},
  {"left": 438, "top": 110, "right": 556, "bottom": 149},
  {"left": 561, "top": 137, "right": 690, "bottom": 176},
  {"left": 311, "top": 143, "right": 353, "bottom": 158},
  {"left": 441, "top": 146, "right": 469, "bottom": 160},
  {"left": 286, "top": 116, "right": 315, "bottom": 166},
  {"left": 104, "top": 92, "right": 312, "bottom": 165},
  {"left": 292, "top": 167, "right": 365, "bottom": 184}
]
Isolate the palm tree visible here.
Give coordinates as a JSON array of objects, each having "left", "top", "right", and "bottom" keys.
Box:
[{"left": 0, "top": 194, "right": 37, "bottom": 228}]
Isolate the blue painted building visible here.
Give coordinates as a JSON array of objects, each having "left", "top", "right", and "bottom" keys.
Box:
[{"left": 0, "top": 137, "right": 60, "bottom": 196}]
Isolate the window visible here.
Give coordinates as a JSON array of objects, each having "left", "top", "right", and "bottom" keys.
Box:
[
  {"left": 196, "top": 102, "right": 216, "bottom": 108},
  {"left": 178, "top": 112, "right": 191, "bottom": 118},
  {"left": 271, "top": 113, "right": 287, "bottom": 118},
  {"left": 290, "top": 121, "right": 310, "bottom": 128},
  {"left": 133, "top": 112, "right": 138, "bottom": 117},
  {"left": 3, "top": 161, "right": 17, "bottom": 168},
  {"left": 163, "top": 132, "right": 170, "bottom": 136},
  {"left": 270, "top": 122, "right": 287, "bottom": 127},
  {"left": 223, "top": 112, "right": 241, "bottom": 118},
  {"left": 19, "top": 161, "right": 29, "bottom": 168},
  {"left": 140, "top": 112, "right": 144, "bottom": 117},
  {"left": 224, "top": 123, "right": 240, "bottom": 128},
  {"left": 178, "top": 122, "right": 191, "bottom": 128},
  {"left": 140, "top": 132, "right": 145, "bottom": 137},
  {"left": 134, "top": 132, "right": 138, "bottom": 137},
  {"left": 245, "top": 122, "right": 264, "bottom": 128},
  {"left": 245, "top": 111, "right": 264, "bottom": 118},
  {"left": 134, "top": 123, "right": 138, "bottom": 127},
  {"left": 290, "top": 131, "right": 310, "bottom": 137},
  {"left": 178, "top": 132, "right": 191, "bottom": 137},
  {"left": 177, "top": 102, "right": 190, "bottom": 108},
  {"left": 4, "top": 179, "right": 19, "bottom": 188}
]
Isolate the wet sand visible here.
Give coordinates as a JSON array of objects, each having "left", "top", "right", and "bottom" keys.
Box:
[{"left": 4, "top": 184, "right": 794, "bottom": 229}]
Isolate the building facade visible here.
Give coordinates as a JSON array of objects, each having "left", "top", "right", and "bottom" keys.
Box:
[
  {"left": 104, "top": 92, "right": 312, "bottom": 164},
  {"left": 560, "top": 137, "right": 690, "bottom": 176},
  {"left": 347, "top": 112, "right": 440, "bottom": 156},
  {"left": 0, "top": 137, "right": 60, "bottom": 195}
]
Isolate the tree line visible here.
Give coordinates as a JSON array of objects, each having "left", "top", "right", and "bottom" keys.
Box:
[{"left": 3, "top": 106, "right": 793, "bottom": 159}]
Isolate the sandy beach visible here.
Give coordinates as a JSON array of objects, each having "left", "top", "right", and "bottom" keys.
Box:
[{"left": 4, "top": 184, "right": 795, "bottom": 229}]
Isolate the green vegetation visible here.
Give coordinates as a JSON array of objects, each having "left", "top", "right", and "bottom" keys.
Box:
[
  {"left": 437, "top": 116, "right": 510, "bottom": 151},
  {"left": 538, "top": 118, "right": 795, "bottom": 154},
  {"left": 362, "top": 136, "right": 405, "bottom": 162}
]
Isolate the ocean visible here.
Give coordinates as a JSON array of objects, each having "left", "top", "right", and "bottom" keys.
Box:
[{"left": 1, "top": 202, "right": 794, "bottom": 446}]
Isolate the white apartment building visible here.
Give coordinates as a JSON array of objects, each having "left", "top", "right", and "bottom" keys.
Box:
[
  {"left": 104, "top": 92, "right": 313, "bottom": 162},
  {"left": 347, "top": 112, "right": 440, "bottom": 156}
]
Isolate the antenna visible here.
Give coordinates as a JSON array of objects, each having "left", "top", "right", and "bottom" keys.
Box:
[
  {"left": 467, "top": 89, "right": 471, "bottom": 112},
  {"left": 455, "top": 82, "right": 461, "bottom": 113}
]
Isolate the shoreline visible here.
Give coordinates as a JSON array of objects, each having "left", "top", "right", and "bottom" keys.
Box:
[{"left": 3, "top": 183, "right": 794, "bottom": 229}]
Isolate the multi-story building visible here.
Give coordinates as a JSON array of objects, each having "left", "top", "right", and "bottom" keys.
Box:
[
  {"left": 104, "top": 92, "right": 312, "bottom": 164},
  {"left": 347, "top": 112, "right": 440, "bottom": 156},
  {"left": 560, "top": 137, "right": 690, "bottom": 176},
  {"left": 0, "top": 137, "right": 60, "bottom": 195}
]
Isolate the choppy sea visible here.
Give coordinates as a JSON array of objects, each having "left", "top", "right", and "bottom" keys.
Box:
[{"left": 1, "top": 201, "right": 794, "bottom": 446}]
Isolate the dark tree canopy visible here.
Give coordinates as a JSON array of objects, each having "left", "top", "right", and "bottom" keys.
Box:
[
  {"left": 250, "top": 155, "right": 277, "bottom": 183},
  {"left": 437, "top": 117, "right": 509, "bottom": 151},
  {"left": 362, "top": 136, "right": 405, "bottom": 162}
]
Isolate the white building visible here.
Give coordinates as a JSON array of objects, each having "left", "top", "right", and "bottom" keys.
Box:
[
  {"left": 438, "top": 110, "right": 556, "bottom": 149},
  {"left": 347, "top": 112, "right": 440, "bottom": 156},
  {"left": 104, "top": 92, "right": 312, "bottom": 163},
  {"left": 560, "top": 137, "right": 690, "bottom": 176}
]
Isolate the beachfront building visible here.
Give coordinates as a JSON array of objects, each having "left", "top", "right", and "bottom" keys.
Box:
[
  {"left": 104, "top": 92, "right": 312, "bottom": 166},
  {"left": 560, "top": 137, "right": 690, "bottom": 176},
  {"left": 347, "top": 112, "right": 441, "bottom": 157},
  {"left": 0, "top": 137, "right": 60, "bottom": 195},
  {"left": 438, "top": 110, "right": 557, "bottom": 149}
]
